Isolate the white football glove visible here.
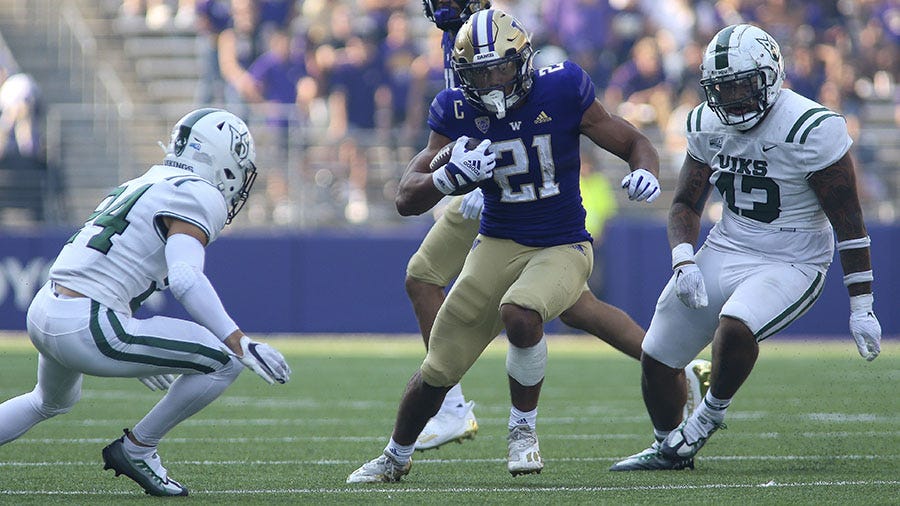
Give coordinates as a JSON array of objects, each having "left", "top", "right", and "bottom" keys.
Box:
[
  {"left": 849, "top": 294, "right": 881, "bottom": 361},
  {"left": 459, "top": 188, "right": 484, "bottom": 220},
  {"left": 675, "top": 263, "right": 709, "bottom": 309},
  {"left": 232, "top": 336, "right": 291, "bottom": 384},
  {"left": 138, "top": 374, "right": 176, "bottom": 391},
  {"left": 671, "top": 243, "right": 707, "bottom": 309},
  {"left": 621, "top": 168, "right": 661, "bottom": 203},
  {"left": 432, "top": 136, "right": 496, "bottom": 195}
]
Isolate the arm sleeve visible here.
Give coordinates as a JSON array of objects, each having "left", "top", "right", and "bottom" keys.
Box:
[{"left": 165, "top": 233, "right": 238, "bottom": 341}]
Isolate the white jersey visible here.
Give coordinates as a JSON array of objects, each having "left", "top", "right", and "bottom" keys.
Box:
[
  {"left": 685, "top": 89, "right": 851, "bottom": 268},
  {"left": 50, "top": 165, "right": 227, "bottom": 315}
]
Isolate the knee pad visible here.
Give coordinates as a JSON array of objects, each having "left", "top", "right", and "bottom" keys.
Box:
[{"left": 506, "top": 338, "right": 547, "bottom": 387}]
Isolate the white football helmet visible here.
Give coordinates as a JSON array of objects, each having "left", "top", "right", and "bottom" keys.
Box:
[
  {"left": 700, "top": 24, "right": 784, "bottom": 130},
  {"left": 451, "top": 9, "right": 534, "bottom": 119},
  {"left": 163, "top": 108, "right": 257, "bottom": 223}
]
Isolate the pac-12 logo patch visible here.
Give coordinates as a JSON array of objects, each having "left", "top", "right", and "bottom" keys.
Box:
[{"left": 475, "top": 116, "right": 490, "bottom": 134}]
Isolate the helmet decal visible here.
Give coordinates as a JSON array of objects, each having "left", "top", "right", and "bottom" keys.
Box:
[
  {"left": 756, "top": 36, "right": 781, "bottom": 64},
  {"left": 229, "top": 124, "right": 251, "bottom": 161}
]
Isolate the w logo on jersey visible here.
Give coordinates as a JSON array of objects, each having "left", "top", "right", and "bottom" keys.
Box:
[
  {"left": 229, "top": 125, "right": 250, "bottom": 161},
  {"left": 510, "top": 121, "right": 522, "bottom": 131}
]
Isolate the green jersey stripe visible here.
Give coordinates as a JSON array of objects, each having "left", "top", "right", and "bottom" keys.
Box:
[
  {"left": 714, "top": 25, "right": 737, "bottom": 70},
  {"left": 785, "top": 107, "right": 829, "bottom": 142},
  {"left": 798, "top": 113, "right": 842, "bottom": 144},
  {"left": 754, "top": 272, "right": 824, "bottom": 340},
  {"left": 153, "top": 212, "right": 212, "bottom": 243},
  {"left": 686, "top": 104, "right": 704, "bottom": 133},
  {"left": 167, "top": 176, "right": 210, "bottom": 188}
]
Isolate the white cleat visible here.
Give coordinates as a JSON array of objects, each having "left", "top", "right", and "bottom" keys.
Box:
[
  {"left": 346, "top": 452, "right": 411, "bottom": 483},
  {"left": 415, "top": 400, "right": 478, "bottom": 451},
  {"left": 683, "top": 359, "right": 712, "bottom": 418},
  {"left": 507, "top": 424, "right": 543, "bottom": 476}
]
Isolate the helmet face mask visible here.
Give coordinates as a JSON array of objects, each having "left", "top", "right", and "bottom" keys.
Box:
[
  {"left": 700, "top": 24, "right": 784, "bottom": 130},
  {"left": 452, "top": 9, "right": 534, "bottom": 119},
  {"left": 702, "top": 69, "right": 769, "bottom": 125},
  {"left": 164, "top": 108, "right": 258, "bottom": 224},
  {"left": 422, "top": 0, "right": 490, "bottom": 32}
]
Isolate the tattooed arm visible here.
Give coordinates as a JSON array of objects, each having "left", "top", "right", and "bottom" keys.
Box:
[
  {"left": 668, "top": 154, "right": 713, "bottom": 249},
  {"left": 808, "top": 151, "right": 880, "bottom": 361},
  {"left": 807, "top": 152, "right": 871, "bottom": 296},
  {"left": 667, "top": 154, "right": 714, "bottom": 309}
]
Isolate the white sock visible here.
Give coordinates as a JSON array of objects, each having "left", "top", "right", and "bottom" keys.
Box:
[
  {"left": 123, "top": 434, "right": 155, "bottom": 458},
  {"left": 508, "top": 406, "right": 537, "bottom": 430},
  {"left": 653, "top": 428, "right": 671, "bottom": 442},
  {"left": 384, "top": 438, "right": 414, "bottom": 465},
  {"left": 683, "top": 391, "right": 730, "bottom": 442},
  {"left": 699, "top": 391, "right": 730, "bottom": 425},
  {"left": 440, "top": 384, "right": 466, "bottom": 414}
]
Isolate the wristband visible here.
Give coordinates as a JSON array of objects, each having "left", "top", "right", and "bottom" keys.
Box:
[
  {"left": 836, "top": 236, "right": 871, "bottom": 251},
  {"left": 432, "top": 166, "right": 456, "bottom": 195},
  {"left": 843, "top": 270, "right": 874, "bottom": 287},
  {"left": 849, "top": 293, "right": 874, "bottom": 313},
  {"left": 671, "top": 243, "right": 695, "bottom": 270}
]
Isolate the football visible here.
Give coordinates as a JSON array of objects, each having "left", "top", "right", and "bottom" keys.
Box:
[{"left": 429, "top": 137, "right": 483, "bottom": 196}]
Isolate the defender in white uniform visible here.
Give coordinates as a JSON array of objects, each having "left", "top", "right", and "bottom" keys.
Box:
[
  {"left": 610, "top": 24, "right": 881, "bottom": 471},
  {"left": 0, "top": 109, "right": 291, "bottom": 496}
]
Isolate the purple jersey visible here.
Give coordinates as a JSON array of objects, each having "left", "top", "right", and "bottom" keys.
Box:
[{"left": 428, "top": 61, "right": 595, "bottom": 247}]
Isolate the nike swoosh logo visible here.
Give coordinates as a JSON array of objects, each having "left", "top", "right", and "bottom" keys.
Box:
[{"left": 762, "top": 144, "right": 777, "bottom": 152}]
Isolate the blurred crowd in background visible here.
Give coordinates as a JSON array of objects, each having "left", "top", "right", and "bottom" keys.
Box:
[{"left": 1, "top": 0, "right": 898, "bottom": 228}]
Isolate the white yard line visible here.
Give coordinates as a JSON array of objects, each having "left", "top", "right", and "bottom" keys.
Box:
[
  {"left": 1, "top": 480, "right": 898, "bottom": 496},
  {"left": 2, "top": 454, "right": 897, "bottom": 467},
  {"left": 11, "top": 430, "right": 900, "bottom": 445}
]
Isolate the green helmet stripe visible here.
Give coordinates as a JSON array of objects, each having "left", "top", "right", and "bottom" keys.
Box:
[
  {"left": 173, "top": 108, "right": 221, "bottom": 156},
  {"left": 714, "top": 25, "right": 737, "bottom": 70}
]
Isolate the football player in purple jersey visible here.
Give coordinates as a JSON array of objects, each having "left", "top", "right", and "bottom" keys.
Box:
[
  {"left": 348, "top": 9, "right": 661, "bottom": 482},
  {"left": 406, "top": 0, "right": 711, "bottom": 456}
]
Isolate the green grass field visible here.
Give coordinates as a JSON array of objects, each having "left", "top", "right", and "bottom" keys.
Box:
[{"left": 0, "top": 334, "right": 897, "bottom": 504}]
